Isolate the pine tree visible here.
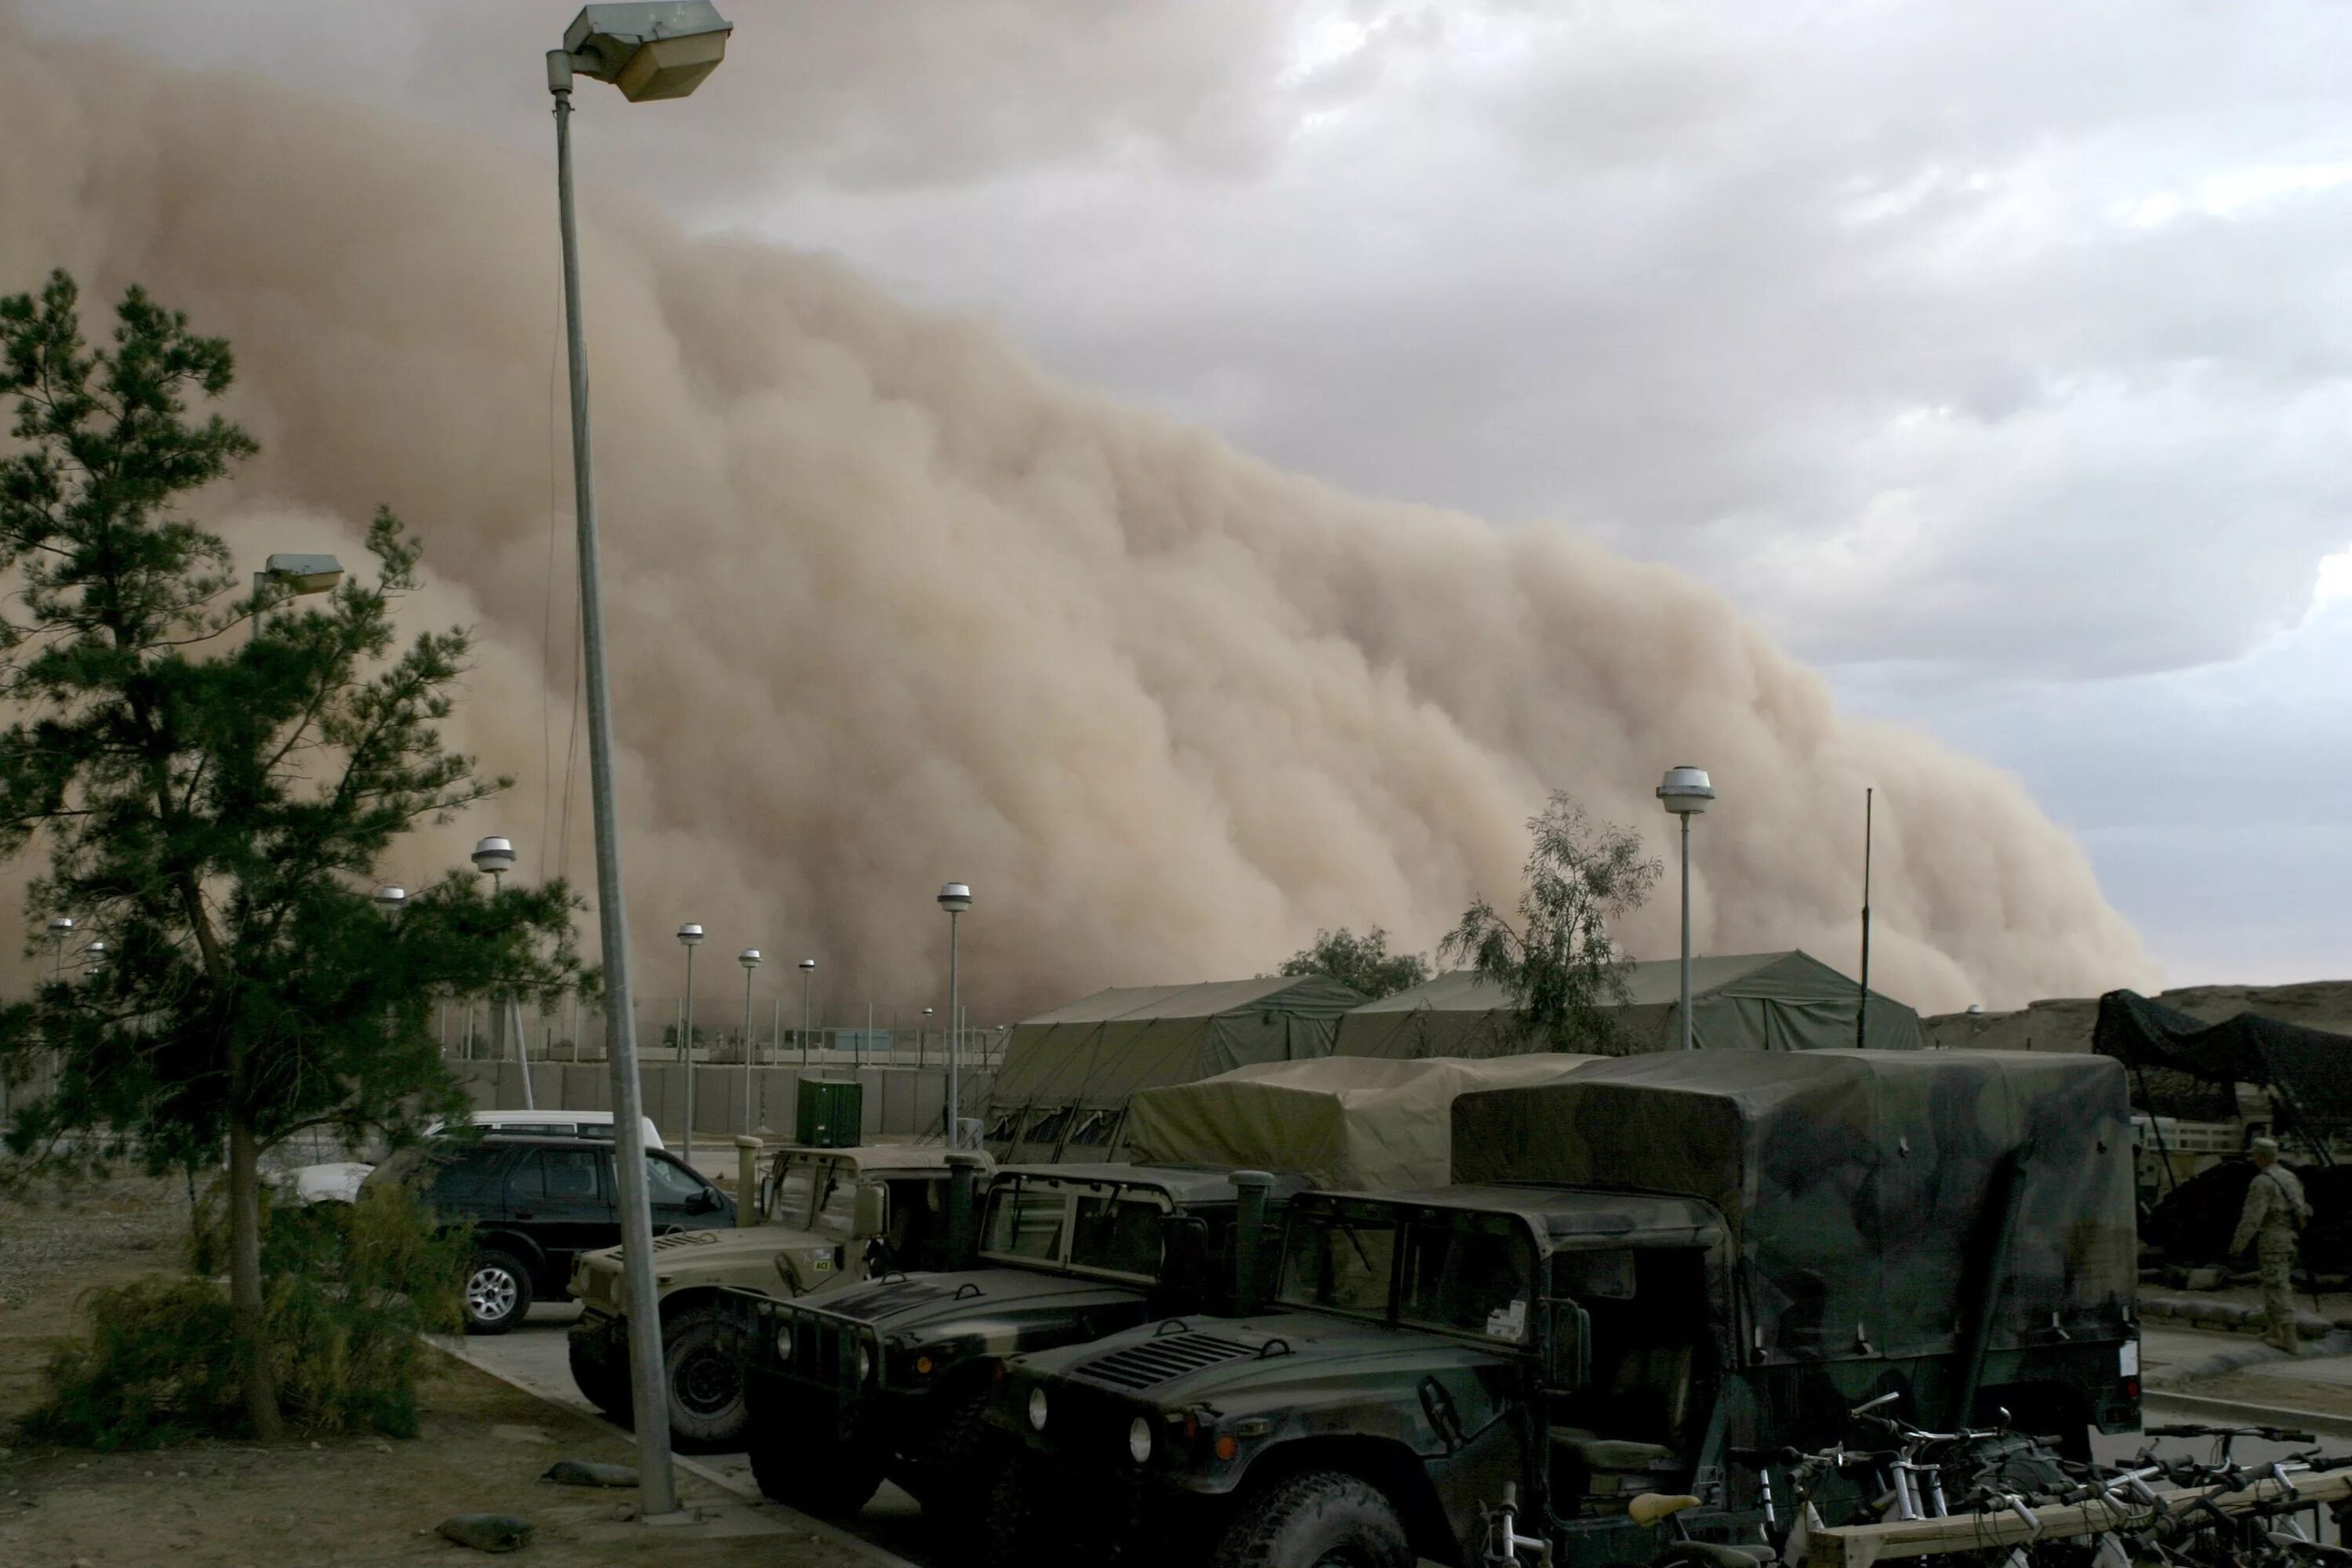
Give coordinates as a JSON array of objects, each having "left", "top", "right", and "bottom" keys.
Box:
[{"left": 0, "top": 271, "right": 585, "bottom": 1438}]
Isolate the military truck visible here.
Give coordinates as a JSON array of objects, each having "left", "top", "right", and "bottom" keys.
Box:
[
  {"left": 731, "top": 1160, "right": 1305, "bottom": 1529},
  {"left": 989, "top": 1051, "right": 2140, "bottom": 1568},
  {"left": 566, "top": 1142, "right": 990, "bottom": 1448}
]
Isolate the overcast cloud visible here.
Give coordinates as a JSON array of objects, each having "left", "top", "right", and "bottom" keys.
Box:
[{"left": 24, "top": 0, "right": 2350, "bottom": 987}]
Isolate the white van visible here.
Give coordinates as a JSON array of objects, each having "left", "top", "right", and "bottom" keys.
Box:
[{"left": 277, "top": 1111, "right": 664, "bottom": 1205}]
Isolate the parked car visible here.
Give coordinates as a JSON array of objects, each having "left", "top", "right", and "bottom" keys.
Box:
[
  {"left": 273, "top": 1111, "right": 666, "bottom": 1207},
  {"left": 565, "top": 1144, "right": 991, "bottom": 1449},
  {"left": 366, "top": 1134, "right": 731, "bottom": 1332}
]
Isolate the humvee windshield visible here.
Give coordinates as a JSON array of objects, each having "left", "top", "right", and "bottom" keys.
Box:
[
  {"left": 768, "top": 1154, "right": 858, "bottom": 1237},
  {"left": 1279, "top": 1200, "right": 1537, "bottom": 1343},
  {"left": 979, "top": 1175, "right": 1174, "bottom": 1281}
]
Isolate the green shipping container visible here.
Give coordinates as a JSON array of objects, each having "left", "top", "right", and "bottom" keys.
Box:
[{"left": 797, "top": 1078, "right": 862, "bottom": 1149}]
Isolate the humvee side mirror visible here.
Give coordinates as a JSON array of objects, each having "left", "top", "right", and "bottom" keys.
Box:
[
  {"left": 1160, "top": 1212, "right": 1210, "bottom": 1285},
  {"left": 1551, "top": 1301, "right": 1592, "bottom": 1388},
  {"left": 854, "top": 1182, "right": 888, "bottom": 1239}
]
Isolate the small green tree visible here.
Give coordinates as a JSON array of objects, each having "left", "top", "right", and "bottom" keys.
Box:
[
  {"left": 1441, "top": 793, "right": 1661, "bottom": 1054},
  {"left": 1279, "top": 927, "right": 1430, "bottom": 1000},
  {"left": 0, "top": 271, "right": 585, "bottom": 1439}
]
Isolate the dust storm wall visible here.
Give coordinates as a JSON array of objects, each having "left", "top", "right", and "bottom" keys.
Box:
[{"left": 0, "top": 25, "right": 2150, "bottom": 1016}]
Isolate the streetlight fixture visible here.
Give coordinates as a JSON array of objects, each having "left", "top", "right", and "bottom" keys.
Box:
[
  {"left": 797, "top": 959, "right": 816, "bottom": 1066},
  {"left": 82, "top": 939, "right": 107, "bottom": 972},
  {"left": 251, "top": 553, "right": 343, "bottom": 637},
  {"left": 920, "top": 1005, "right": 935, "bottom": 1069},
  {"left": 677, "top": 924, "right": 704, "bottom": 1167},
  {"left": 549, "top": 6, "right": 731, "bottom": 1517},
  {"left": 46, "top": 915, "right": 74, "bottom": 978},
  {"left": 470, "top": 836, "right": 517, "bottom": 889},
  {"left": 737, "top": 949, "right": 761, "bottom": 1134},
  {"left": 372, "top": 884, "right": 408, "bottom": 913},
  {"left": 471, "top": 837, "right": 533, "bottom": 1109},
  {"left": 937, "top": 883, "right": 972, "bottom": 1147},
  {"left": 1656, "top": 766, "right": 1715, "bottom": 1053}
]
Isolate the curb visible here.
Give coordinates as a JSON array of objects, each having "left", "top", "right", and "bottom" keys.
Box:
[
  {"left": 2142, "top": 1388, "right": 2352, "bottom": 1439},
  {"left": 424, "top": 1338, "right": 920, "bottom": 1568}
]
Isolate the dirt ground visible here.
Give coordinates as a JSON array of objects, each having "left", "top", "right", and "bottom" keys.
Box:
[{"left": 0, "top": 1174, "right": 876, "bottom": 1568}]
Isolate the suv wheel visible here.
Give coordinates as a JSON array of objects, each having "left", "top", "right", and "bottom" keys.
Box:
[
  {"left": 1212, "top": 1470, "right": 1413, "bottom": 1568},
  {"left": 662, "top": 1303, "right": 750, "bottom": 1450},
  {"left": 464, "top": 1249, "right": 533, "bottom": 1335},
  {"left": 914, "top": 1385, "right": 994, "bottom": 1533}
]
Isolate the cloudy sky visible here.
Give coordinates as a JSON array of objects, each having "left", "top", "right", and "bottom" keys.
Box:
[{"left": 26, "top": 0, "right": 2350, "bottom": 987}]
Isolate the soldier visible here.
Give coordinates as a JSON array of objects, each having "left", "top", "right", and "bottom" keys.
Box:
[{"left": 2229, "top": 1136, "right": 2311, "bottom": 1352}]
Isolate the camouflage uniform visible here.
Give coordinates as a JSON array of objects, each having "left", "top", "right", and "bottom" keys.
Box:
[{"left": 2230, "top": 1153, "right": 2309, "bottom": 1351}]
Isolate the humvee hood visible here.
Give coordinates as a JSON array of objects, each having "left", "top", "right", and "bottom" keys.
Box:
[
  {"left": 821, "top": 1269, "right": 1152, "bottom": 1332},
  {"left": 1042, "top": 1315, "right": 1506, "bottom": 1401}
]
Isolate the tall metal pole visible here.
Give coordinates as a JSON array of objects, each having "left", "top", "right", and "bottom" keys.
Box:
[
  {"left": 946, "top": 911, "right": 962, "bottom": 1145},
  {"left": 549, "top": 59, "right": 674, "bottom": 1518},
  {"left": 740, "top": 958, "right": 757, "bottom": 1135},
  {"left": 1679, "top": 813, "right": 1693, "bottom": 1051},
  {"left": 681, "top": 941, "right": 697, "bottom": 1168},
  {"left": 1857, "top": 786, "right": 1875, "bottom": 1051},
  {"left": 800, "top": 963, "right": 814, "bottom": 1067}
]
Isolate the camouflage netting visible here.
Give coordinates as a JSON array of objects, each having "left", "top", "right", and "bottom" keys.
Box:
[
  {"left": 2094, "top": 989, "right": 2352, "bottom": 1133},
  {"left": 1452, "top": 1051, "right": 2136, "bottom": 1366}
]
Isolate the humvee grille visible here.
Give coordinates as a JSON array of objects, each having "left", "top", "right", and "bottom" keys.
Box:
[{"left": 1078, "top": 1333, "right": 1254, "bottom": 1391}]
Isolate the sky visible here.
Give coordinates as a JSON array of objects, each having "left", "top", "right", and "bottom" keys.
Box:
[{"left": 20, "top": 0, "right": 2350, "bottom": 989}]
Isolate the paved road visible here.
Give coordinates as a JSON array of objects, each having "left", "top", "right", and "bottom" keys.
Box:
[{"left": 449, "top": 1312, "right": 2352, "bottom": 1561}]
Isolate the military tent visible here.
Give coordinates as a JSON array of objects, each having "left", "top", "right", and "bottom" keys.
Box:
[
  {"left": 983, "top": 976, "right": 1367, "bottom": 1163},
  {"left": 1334, "top": 949, "right": 1922, "bottom": 1058},
  {"left": 1125, "top": 1054, "right": 1604, "bottom": 1190}
]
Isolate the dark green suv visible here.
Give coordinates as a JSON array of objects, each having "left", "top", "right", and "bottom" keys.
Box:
[
  {"left": 988, "top": 1051, "right": 2141, "bottom": 1568},
  {"left": 730, "top": 1162, "right": 1298, "bottom": 1532}
]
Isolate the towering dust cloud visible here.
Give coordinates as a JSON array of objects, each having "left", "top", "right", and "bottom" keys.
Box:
[{"left": 0, "top": 25, "right": 2149, "bottom": 1016}]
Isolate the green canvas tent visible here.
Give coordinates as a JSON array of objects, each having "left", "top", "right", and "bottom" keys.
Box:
[
  {"left": 1334, "top": 949, "right": 1922, "bottom": 1058},
  {"left": 984, "top": 975, "right": 1368, "bottom": 1163}
]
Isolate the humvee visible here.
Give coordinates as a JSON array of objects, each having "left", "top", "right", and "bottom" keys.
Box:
[
  {"left": 731, "top": 1161, "right": 1300, "bottom": 1527},
  {"left": 989, "top": 1051, "right": 2140, "bottom": 1568},
  {"left": 566, "top": 1142, "right": 990, "bottom": 1448}
]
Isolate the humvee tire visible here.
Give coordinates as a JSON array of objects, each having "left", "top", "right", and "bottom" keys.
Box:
[
  {"left": 662, "top": 1302, "right": 750, "bottom": 1450},
  {"left": 748, "top": 1397, "right": 884, "bottom": 1518},
  {"left": 567, "top": 1330, "right": 627, "bottom": 1418},
  {"left": 1212, "top": 1470, "right": 1413, "bottom": 1568},
  {"left": 464, "top": 1249, "right": 532, "bottom": 1335}
]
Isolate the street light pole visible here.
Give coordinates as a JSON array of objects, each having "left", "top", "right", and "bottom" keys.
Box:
[
  {"left": 545, "top": 5, "right": 733, "bottom": 1519},
  {"left": 738, "top": 949, "right": 761, "bottom": 1135},
  {"left": 799, "top": 959, "right": 815, "bottom": 1067},
  {"left": 472, "top": 837, "right": 533, "bottom": 1111},
  {"left": 677, "top": 924, "right": 703, "bottom": 1167},
  {"left": 1656, "top": 767, "right": 1715, "bottom": 1052},
  {"left": 938, "top": 884, "right": 972, "bottom": 1146}
]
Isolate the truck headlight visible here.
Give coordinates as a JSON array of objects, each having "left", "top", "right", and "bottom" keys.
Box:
[
  {"left": 1027, "top": 1387, "right": 1049, "bottom": 1432},
  {"left": 855, "top": 1345, "right": 873, "bottom": 1384},
  {"left": 774, "top": 1323, "right": 793, "bottom": 1360},
  {"left": 1127, "top": 1416, "right": 1152, "bottom": 1465}
]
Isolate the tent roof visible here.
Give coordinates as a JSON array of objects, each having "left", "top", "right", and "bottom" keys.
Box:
[
  {"left": 1015, "top": 975, "right": 1362, "bottom": 1026},
  {"left": 2094, "top": 989, "right": 2352, "bottom": 1130},
  {"left": 1348, "top": 952, "right": 1874, "bottom": 1014}
]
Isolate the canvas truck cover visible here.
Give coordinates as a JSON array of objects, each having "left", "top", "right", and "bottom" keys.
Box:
[
  {"left": 1123, "top": 1054, "right": 1603, "bottom": 1189},
  {"left": 1452, "top": 1050, "right": 2134, "bottom": 1366}
]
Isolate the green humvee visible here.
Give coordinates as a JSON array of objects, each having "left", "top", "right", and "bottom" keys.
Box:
[
  {"left": 566, "top": 1142, "right": 989, "bottom": 1448},
  {"left": 990, "top": 1051, "right": 2141, "bottom": 1568},
  {"left": 731, "top": 1162, "right": 1297, "bottom": 1526}
]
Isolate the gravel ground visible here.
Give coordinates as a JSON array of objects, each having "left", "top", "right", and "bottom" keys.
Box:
[{"left": 0, "top": 1173, "right": 192, "bottom": 1316}]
